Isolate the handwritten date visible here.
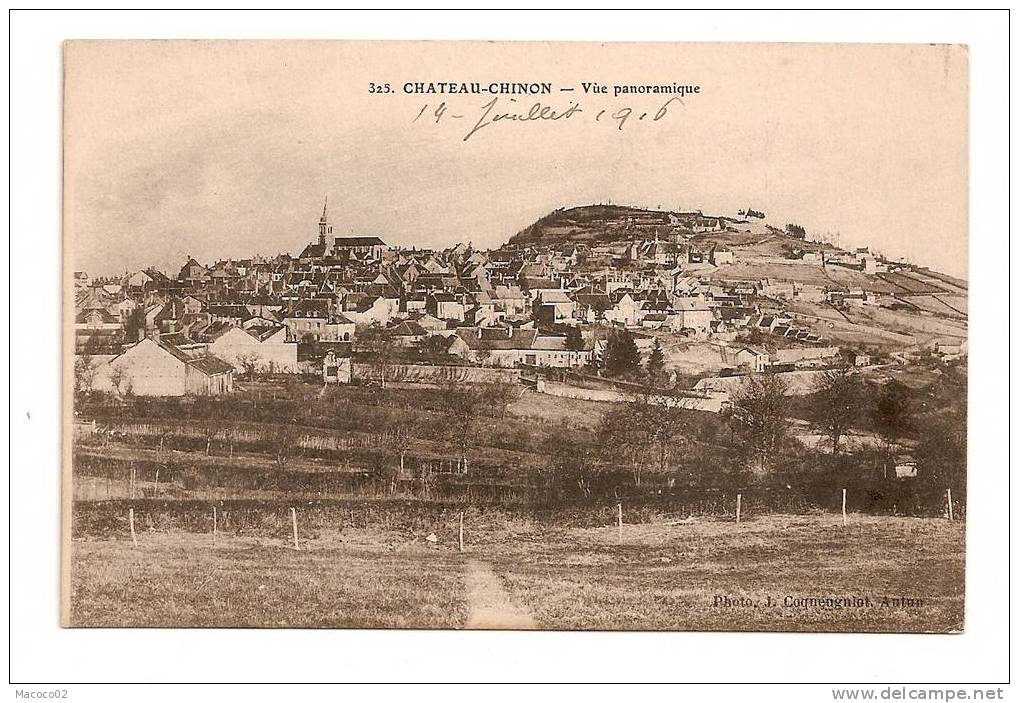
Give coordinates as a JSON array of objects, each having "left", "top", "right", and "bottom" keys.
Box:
[{"left": 413, "top": 96, "right": 682, "bottom": 142}]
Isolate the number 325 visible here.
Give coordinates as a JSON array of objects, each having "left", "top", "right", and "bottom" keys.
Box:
[{"left": 369, "top": 82, "right": 392, "bottom": 94}]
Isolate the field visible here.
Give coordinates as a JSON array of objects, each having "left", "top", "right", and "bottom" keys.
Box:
[{"left": 69, "top": 512, "right": 965, "bottom": 632}]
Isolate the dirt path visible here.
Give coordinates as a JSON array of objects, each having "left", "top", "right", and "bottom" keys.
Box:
[{"left": 464, "top": 560, "right": 537, "bottom": 630}]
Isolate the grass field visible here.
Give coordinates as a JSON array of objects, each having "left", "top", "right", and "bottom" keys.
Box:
[{"left": 69, "top": 513, "right": 964, "bottom": 632}]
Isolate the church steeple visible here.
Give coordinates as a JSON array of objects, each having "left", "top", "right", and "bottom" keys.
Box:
[{"left": 318, "top": 197, "right": 333, "bottom": 246}]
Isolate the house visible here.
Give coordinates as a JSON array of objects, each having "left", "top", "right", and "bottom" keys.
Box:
[
  {"left": 604, "top": 292, "right": 643, "bottom": 327},
  {"left": 322, "top": 314, "right": 356, "bottom": 342},
  {"left": 844, "top": 351, "right": 871, "bottom": 367},
  {"left": 341, "top": 294, "right": 398, "bottom": 326},
  {"left": 206, "top": 325, "right": 299, "bottom": 374},
  {"left": 894, "top": 458, "right": 918, "bottom": 479},
  {"left": 407, "top": 313, "right": 448, "bottom": 332},
  {"left": 93, "top": 338, "right": 233, "bottom": 396},
  {"left": 671, "top": 297, "right": 714, "bottom": 334},
  {"left": 795, "top": 283, "right": 827, "bottom": 303},
  {"left": 932, "top": 339, "right": 967, "bottom": 359},
  {"left": 178, "top": 257, "right": 210, "bottom": 283},
  {"left": 453, "top": 327, "right": 593, "bottom": 368},
  {"left": 532, "top": 289, "right": 577, "bottom": 323},
  {"left": 731, "top": 346, "right": 769, "bottom": 373},
  {"left": 709, "top": 245, "right": 734, "bottom": 266},
  {"left": 426, "top": 292, "right": 466, "bottom": 322},
  {"left": 284, "top": 298, "right": 330, "bottom": 339},
  {"left": 389, "top": 320, "right": 429, "bottom": 347},
  {"left": 74, "top": 308, "right": 124, "bottom": 353}
]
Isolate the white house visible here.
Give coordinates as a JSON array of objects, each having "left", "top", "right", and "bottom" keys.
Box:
[
  {"left": 732, "top": 346, "right": 769, "bottom": 373},
  {"left": 670, "top": 297, "right": 715, "bottom": 334},
  {"left": 207, "top": 325, "right": 299, "bottom": 374},
  {"left": 93, "top": 338, "right": 234, "bottom": 396}
]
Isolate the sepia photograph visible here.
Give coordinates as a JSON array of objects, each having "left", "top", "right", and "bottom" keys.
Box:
[{"left": 62, "top": 39, "right": 970, "bottom": 634}]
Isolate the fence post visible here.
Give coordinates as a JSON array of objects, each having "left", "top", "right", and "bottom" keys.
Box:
[
  {"left": 617, "top": 502, "right": 623, "bottom": 543},
  {"left": 947, "top": 488, "right": 954, "bottom": 521},
  {"left": 213, "top": 505, "right": 218, "bottom": 545},
  {"left": 458, "top": 511, "right": 465, "bottom": 554},
  {"left": 129, "top": 508, "right": 138, "bottom": 547},
  {"left": 291, "top": 507, "right": 300, "bottom": 550},
  {"left": 841, "top": 488, "right": 847, "bottom": 528},
  {"left": 736, "top": 493, "right": 742, "bottom": 524}
]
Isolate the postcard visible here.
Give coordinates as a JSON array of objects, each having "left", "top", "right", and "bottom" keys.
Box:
[{"left": 63, "top": 40, "right": 967, "bottom": 631}]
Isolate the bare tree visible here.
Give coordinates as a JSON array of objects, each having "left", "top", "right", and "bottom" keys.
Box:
[
  {"left": 271, "top": 418, "right": 300, "bottom": 470},
  {"left": 235, "top": 351, "right": 262, "bottom": 380},
  {"left": 600, "top": 402, "right": 648, "bottom": 488},
  {"left": 481, "top": 380, "right": 519, "bottom": 420},
  {"left": 600, "top": 391, "right": 687, "bottom": 487},
  {"left": 73, "top": 354, "right": 99, "bottom": 399},
  {"left": 374, "top": 412, "right": 420, "bottom": 494},
  {"left": 727, "top": 373, "right": 790, "bottom": 474},
  {"left": 807, "top": 365, "right": 863, "bottom": 455},
  {"left": 360, "top": 325, "right": 398, "bottom": 388},
  {"left": 628, "top": 391, "right": 689, "bottom": 478},
  {"left": 437, "top": 382, "right": 483, "bottom": 475},
  {"left": 187, "top": 396, "right": 226, "bottom": 455},
  {"left": 538, "top": 433, "right": 593, "bottom": 502},
  {"left": 107, "top": 364, "right": 132, "bottom": 398}
]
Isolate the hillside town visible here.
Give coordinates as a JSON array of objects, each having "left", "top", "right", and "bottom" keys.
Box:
[{"left": 73, "top": 201, "right": 968, "bottom": 408}]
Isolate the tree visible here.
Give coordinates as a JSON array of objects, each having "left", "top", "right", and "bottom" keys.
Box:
[
  {"left": 374, "top": 412, "right": 420, "bottom": 494},
  {"left": 727, "top": 373, "right": 790, "bottom": 475},
  {"left": 600, "top": 405, "right": 652, "bottom": 488},
  {"left": 807, "top": 365, "right": 863, "bottom": 455},
  {"left": 107, "top": 363, "right": 133, "bottom": 398},
  {"left": 360, "top": 325, "right": 397, "bottom": 388},
  {"left": 473, "top": 340, "right": 492, "bottom": 366},
  {"left": 234, "top": 351, "right": 262, "bottom": 380},
  {"left": 870, "top": 379, "right": 912, "bottom": 441},
  {"left": 599, "top": 392, "right": 687, "bottom": 487},
  {"left": 192, "top": 397, "right": 226, "bottom": 455},
  {"left": 604, "top": 328, "right": 640, "bottom": 378},
  {"left": 564, "top": 326, "right": 585, "bottom": 352},
  {"left": 647, "top": 339, "right": 667, "bottom": 385},
  {"left": 437, "top": 382, "right": 483, "bottom": 474},
  {"left": 73, "top": 354, "right": 99, "bottom": 399},
  {"left": 481, "top": 380, "right": 517, "bottom": 420},
  {"left": 271, "top": 418, "right": 300, "bottom": 470},
  {"left": 418, "top": 334, "right": 453, "bottom": 358},
  {"left": 537, "top": 433, "right": 592, "bottom": 503},
  {"left": 914, "top": 416, "right": 966, "bottom": 495},
  {"left": 124, "top": 306, "right": 147, "bottom": 343}
]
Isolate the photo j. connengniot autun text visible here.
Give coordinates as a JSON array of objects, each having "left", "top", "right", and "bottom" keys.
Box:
[{"left": 63, "top": 41, "right": 968, "bottom": 632}]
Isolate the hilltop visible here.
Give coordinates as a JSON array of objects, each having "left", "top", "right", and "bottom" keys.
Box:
[
  {"left": 510, "top": 204, "right": 743, "bottom": 247},
  {"left": 506, "top": 203, "right": 968, "bottom": 353}
]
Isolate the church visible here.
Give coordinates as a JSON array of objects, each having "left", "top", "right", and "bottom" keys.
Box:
[{"left": 298, "top": 199, "right": 386, "bottom": 262}]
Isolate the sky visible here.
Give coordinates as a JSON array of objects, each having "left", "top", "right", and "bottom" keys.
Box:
[{"left": 64, "top": 41, "right": 969, "bottom": 278}]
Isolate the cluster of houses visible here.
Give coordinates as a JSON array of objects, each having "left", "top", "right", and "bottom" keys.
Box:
[{"left": 74, "top": 202, "right": 926, "bottom": 397}]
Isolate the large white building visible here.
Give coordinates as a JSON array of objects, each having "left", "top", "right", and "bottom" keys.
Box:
[
  {"left": 207, "top": 325, "right": 299, "bottom": 374},
  {"left": 92, "top": 339, "right": 234, "bottom": 396}
]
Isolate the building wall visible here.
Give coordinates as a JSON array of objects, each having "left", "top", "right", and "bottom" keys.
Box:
[
  {"left": 209, "top": 327, "right": 299, "bottom": 373},
  {"left": 94, "top": 340, "right": 187, "bottom": 396},
  {"left": 185, "top": 366, "right": 233, "bottom": 395}
]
